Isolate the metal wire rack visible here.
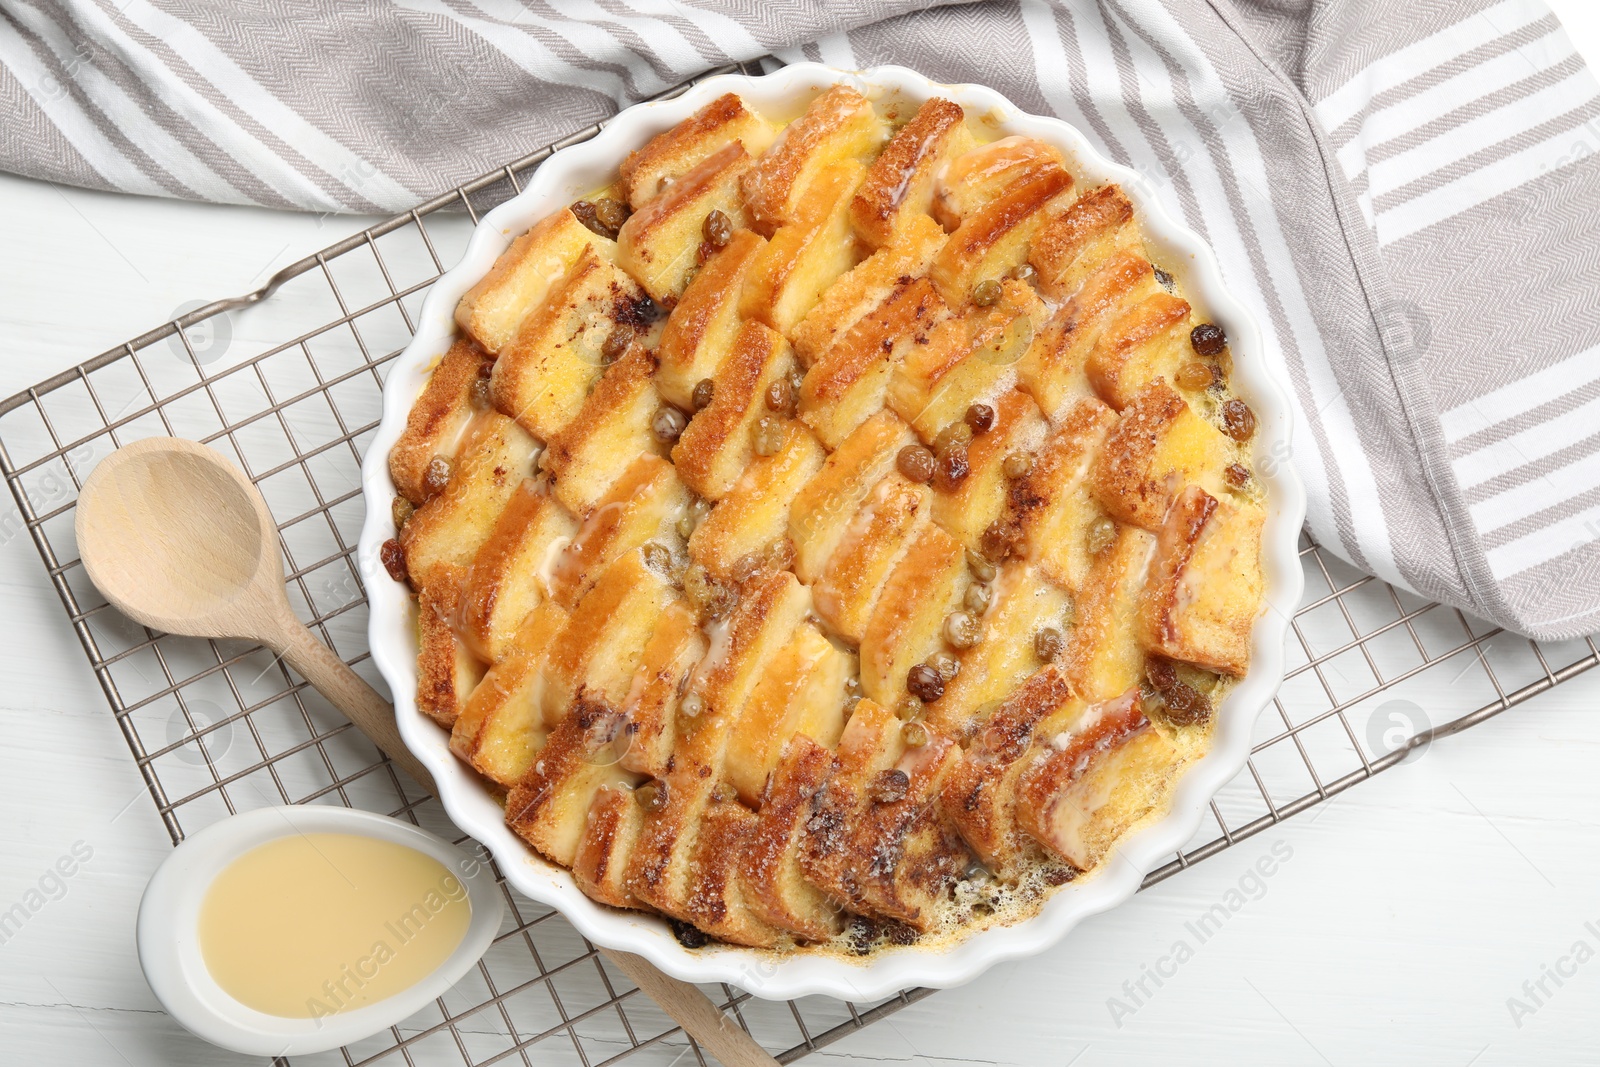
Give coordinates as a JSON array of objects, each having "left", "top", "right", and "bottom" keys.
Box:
[{"left": 3, "top": 58, "right": 1598, "bottom": 1067}]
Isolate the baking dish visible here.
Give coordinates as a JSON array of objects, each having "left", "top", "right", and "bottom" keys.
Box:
[{"left": 358, "top": 62, "right": 1306, "bottom": 1001}]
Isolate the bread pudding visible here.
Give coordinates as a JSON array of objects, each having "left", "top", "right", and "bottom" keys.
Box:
[{"left": 384, "top": 85, "right": 1266, "bottom": 954}]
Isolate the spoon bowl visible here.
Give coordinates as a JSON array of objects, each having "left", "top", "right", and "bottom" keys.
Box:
[{"left": 76, "top": 438, "right": 274, "bottom": 639}]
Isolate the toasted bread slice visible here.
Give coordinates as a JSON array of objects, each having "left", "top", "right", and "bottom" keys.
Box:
[
  {"left": 654, "top": 229, "right": 767, "bottom": 409},
  {"left": 449, "top": 598, "right": 567, "bottom": 784},
  {"left": 850, "top": 98, "right": 975, "bottom": 247},
  {"left": 1017, "top": 249, "right": 1160, "bottom": 422},
  {"left": 1028, "top": 184, "right": 1139, "bottom": 300},
  {"left": 940, "top": 664, "right": 1079, "bottom": 874},
  {"left": 800, "top": 275, "right": 949, "bottom": 448},
  {"left": 860, "top": 522, "right": 971, "bottom": 706},
  {"left": 801, "top": 700, "right": 967, "bottom": 929},
  {"left": 689, "top": 426, "right": 824, "bottom": 581},
  {"left": 400, "top": 413, "right": 541, "bottom": 586},
  {"left": 683, "top": 798, "right": 789, "bottom": 947},
  {"left": 617, "top": 600, "right": 705, "bottom": 779},
  {"left": 1086, "top": 291, "right": 1192, "bottom": 411},
  {"left": 617, "top": 142, "right": 754, "bottom": 305},
  {"left": 572, "top": 785, "right": 649, "bottom": 909},
  {"left": 741, "top": 160, "right": 864, "bottom": 338},
  {"left": 1008, "top": 397, "right": 1118, "bottom": 593},
  {"left": 540, "top": 347, "right": 664, "bottom": 516},
  {"left": 934, "top": 137, "right": 1065, "bottom": 229},
  {"left": 506, "top": 696, "right": 638, "bottom": 866},
  {"left": 742, "top": 85, "right": 885, "bottom": 233},
  {"left": 671, "top": 319, "right": 797, "bottom": 500},
  {"left": 791, "top": 213, "right": 947, "bottom": 366},
  {"left": 547, "top": 455, "right": 690, "bottom": 610},
  {"left": 725, "top": 623, "right": 853, "bottom": 806},
  {"left": 1091, "top": 380, "right": 1232, "bottom": 530},
  {"left": 1139, "top": 486, "right": 1263, "bottom": 677},
  {"left": 491, "top": 247, "right": 653, "bottom": 439},
  {"left": 540, "top": 550, "right": 678, "bottom": 724},
  {"left": 621, "top": 93, "right": 778, "bottom": 209},
  {"left": 813, "top": 473, "right": 932, "bottom": 643},
  {"left": 888, "top": 279, "right": 1041, "bottom": 444},
  {"left": 929, "top": 387, "right": 1047, "bottom": 552},
  {"left": 459, "top": 480, "right": 579, "bottom": 660},
  {"left": 1016, "top": 689, "right": 1177, "bottom": 870},
  {"left": 930, "top": 566, "right": 1073, "bottom": 738},
  {"left": 390, "top": 339, "right": 486, "bottom": 505},
  {"left": 457, "top": 207, "right": 615, "bottom": 353},
  {"left": 799, "top": 699, "right": 898, "bottom": 909},
  {"left": 789, "top": 410, "right": 915, "bottom": 582},
  {"left": 416, "top": 568, "right": 485, "bottom": 729},
  {"left": 1063, "top": 524, "right": 1155, "bottom": 702},
  {"left": 626, "top": 572, "right": 809, "bottom": 922},
  {"left": 745, "top": 736, "right": 846, "bottom": 941},
  {"left": 929, "top": 165, "right": 1073, "bottom": 308}
]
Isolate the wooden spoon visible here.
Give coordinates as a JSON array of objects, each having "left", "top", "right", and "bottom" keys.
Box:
[{"left": 75, "top": 437, "right": 777, "bottom": 1067}]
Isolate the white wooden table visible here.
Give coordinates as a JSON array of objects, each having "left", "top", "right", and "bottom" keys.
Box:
[{"left": 4, "top": 8, "right": 1600, "bottom": 1062}]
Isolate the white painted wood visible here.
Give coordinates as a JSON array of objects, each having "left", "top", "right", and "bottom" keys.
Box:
[{"left": 6, "top": 15, "right": 1600, "bottom": 1054}]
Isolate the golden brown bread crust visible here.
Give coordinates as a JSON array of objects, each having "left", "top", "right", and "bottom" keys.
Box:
[
  {"left": 850, "top": 97, "right": 973, "bottom": 248},
  {"left": 392, "top": 86, "right": 1268, "bottom": 952},
  {"left": 745, "top": 736, "right": 847, "bottom": 941},
  {"left": 456, "top": 208, "right": 614, "bottom": 354},
  {"left": 572, "top": 785, "right": 649, "bottom": 909},
  {"left": 1029, "top": 184, "right": 1137, "bottom": 298},
  {"left": 1086, "top": 291, "right": 1192, "bottom": 411},
  {"left": 1138, "top": 486, "right": 1263, "bottom": 676},
  {"left": 617, "top": 142, "right": 755, "bottom": 305},
  {"left": 655, "top": 229, "right": 766, "bottom": 408},
  {"left": 389, "top": 339, "right": 486, "bottom": 505},
  {"left": 1091, "top": 378, "right": 1232, "bottom": 531},
  {"left": 671, "top": 319, "right": 794, "bottom": 499},
  {"left": 621, "top": 93, "right": 778, "bottom": 209},
  {"left": 741, "top": 84, "right": 884, "bottom": 233},
  {"left": 415, "top": 568, "right": 483, "bottom": 729},
  {"left": 1015, "top": 690, "right": 1177, "bottom": 870}
]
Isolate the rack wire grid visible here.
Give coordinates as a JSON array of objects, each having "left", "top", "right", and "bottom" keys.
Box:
[{"left": 4, "top": 57, "right": 1599, "bottom": 1067}]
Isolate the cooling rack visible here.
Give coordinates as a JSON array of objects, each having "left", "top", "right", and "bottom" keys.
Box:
[{"left": 4, "top": 57, "right": 1598, "bottom": 1067}]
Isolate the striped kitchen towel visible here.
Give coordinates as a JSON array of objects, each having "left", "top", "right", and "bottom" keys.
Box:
[{"left": 3, "top": 0, "right": 1598, "bottom": 640}]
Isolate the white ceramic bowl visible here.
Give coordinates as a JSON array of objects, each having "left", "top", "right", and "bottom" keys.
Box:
[
  {"left": 137, "top": 806, "right": 504, "bottom": 1056},
  {"left": 358, "top": 63, "right": 1307, "bottom": 1002}
]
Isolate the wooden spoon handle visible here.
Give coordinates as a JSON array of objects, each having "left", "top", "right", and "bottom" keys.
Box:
[
  {"left": 270, "top": 620, "right": 779, "bottom": 1066},
  {"left": 270, "top": 618, "right": 437, "bottom": 792}
]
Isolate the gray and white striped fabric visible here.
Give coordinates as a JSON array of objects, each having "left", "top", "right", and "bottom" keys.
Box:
[{"left": 4, "top": 0, "right": 1598, "bottom": 639}]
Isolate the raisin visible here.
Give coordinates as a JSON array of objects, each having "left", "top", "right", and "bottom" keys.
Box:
[
  {"left": 897, "top": 444, "right": 936, "bottom": 484},
  {"left": 935, "top": 444, "right": 970, "bottom": 490},
  {"left": 1190, "top": 322, "right": 1226, "bottom": 356},
  {"left": 651, "top": 405, "right": 687, "bottom": 443},
  {"left": 971, "top": 279, "right": 1002, "bottom": 306},
  {"left": 379, "top": 538, "right": 407, "bottom": 583},
  {"left": 1002, "top": 450, "right": 1034, "bottom": 479},
  {"left": 1221, "top": 398, "right": 1257, "bottom": 441},
  {"left": 965, "top": 403, "right": 996, "bottom": 434},
  {"left": 703, "top": 208, "right": 733, "bottom": 248},
  {"left": 692, "top": 378, "right": 715, "bottom": 410},
  {"left": 669, "top": 918, "right": 709, "bottom": 949},
  {"left": 1175, "top": 361, "right": 1215, "bottom": 391},
  {"left": 907, "top": 663, "right": 945, "bottom": 702}
]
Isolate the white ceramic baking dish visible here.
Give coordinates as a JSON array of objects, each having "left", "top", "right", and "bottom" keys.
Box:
[{"left": 358, "top": 62, "right": 1307, "bottom": 1002}]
